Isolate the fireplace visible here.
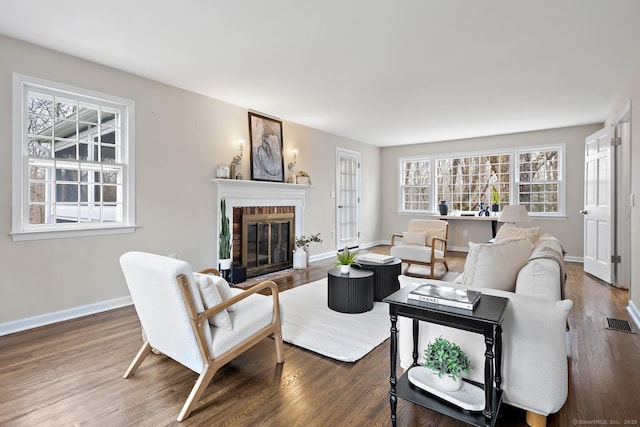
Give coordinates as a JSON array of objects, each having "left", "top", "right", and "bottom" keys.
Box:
[
  {"left": 213, "top": 179, "right": 308, "bottom": 278},
  {"left": 233, "top": 206, "right": 295, "bottom": 277}
]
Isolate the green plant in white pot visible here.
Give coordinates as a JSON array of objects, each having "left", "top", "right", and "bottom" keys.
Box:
[
  {"left": 218, "top": 198, "right": 231, "bottom": 270},
  {"left": 423, "top": 336, "right": 471, "bottom": 392},
  {"left": 332, "top": 246, "right": 360, "bottom": 275}
]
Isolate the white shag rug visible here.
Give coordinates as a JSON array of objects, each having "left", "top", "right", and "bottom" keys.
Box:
[{"left": 279, "top": 278, "right": 390, "bottom": 362}]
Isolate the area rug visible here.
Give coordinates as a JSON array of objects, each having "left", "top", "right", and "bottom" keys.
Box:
[{"left": 279, "top": 278, "right": 390, "bottom": 362}]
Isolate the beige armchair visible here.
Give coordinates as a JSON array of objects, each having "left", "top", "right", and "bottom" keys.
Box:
[
  {"left": 390, "top": 219, "right": 449, "bottom": 278},
  {"left": 120, "top": 251, "right": 284, "bottom": 421}
]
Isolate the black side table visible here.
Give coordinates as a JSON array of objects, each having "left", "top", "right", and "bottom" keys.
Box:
[
  {"left": 355, "top": 257, "right": 401, "bottom": 301},
  {"left": 383, "top": 287, "right": 508, "bottom": 427},
  {"left": 327, "top": 268, "right": 374, "bottom": 313}
]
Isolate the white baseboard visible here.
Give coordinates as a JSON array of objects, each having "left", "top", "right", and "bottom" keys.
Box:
[
  {"left": 627, "top": 300, "right": 640, "bottom": 331},
  {"left": 309, "top": 240, "right": 388, "bottom": 263},
  {"left": 564, "top": 255, "right": 583, "bottom": 263},
  {"left": 0, "top": 296, "right": 133, "bottom": 337}
]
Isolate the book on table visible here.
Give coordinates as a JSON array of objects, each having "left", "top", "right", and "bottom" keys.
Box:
[
  {"left": 357, "top": 253, "right": 395, "bottom": 264},
  {"left": 408, "top": 283, "right": 481, "bottom": 310}
]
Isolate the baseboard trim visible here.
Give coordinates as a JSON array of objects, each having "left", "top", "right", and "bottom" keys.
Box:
[
  {"left": 309, "top": 240, "right": 387, "bottom": 263},
  {"left": 627, "top": 300, "right": 640, "bottom": 331},
  {"left": 0, "top": 296, "right": 133, "bottom": 336}
]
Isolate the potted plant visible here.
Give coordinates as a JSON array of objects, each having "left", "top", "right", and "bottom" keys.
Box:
[
  {"left": 423, "top": 336, "right": 471, "bottom": 392},
  {"left": 218, "top": 198, "right": 232, "bottom": 271},
  {"left": 295, "top": 170, "right": 311, "bottom": 185},
  {"left": 295, "top": 233, "right": 322, "bottom": 266},
  {"left": 332, "top": 246, "right": 361, "bottom": 275},
  {"left": 491, "top": 185, "right": 500, "bottom": 215}
]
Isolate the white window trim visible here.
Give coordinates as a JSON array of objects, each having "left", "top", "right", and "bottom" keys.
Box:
[
  {"left": 398, "top": 155, "right": 432, "bottom": 214},
  {"left": 11, "top": 73, "right": 136, "bottom": 241},
  {"left": 398, "top": 144, "right": 566, "bottom": 217},
  {"left": 514, "top": 143, "right": 566, "bottom": 217}
]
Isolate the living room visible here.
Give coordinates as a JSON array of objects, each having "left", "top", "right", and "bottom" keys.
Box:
[{"left": 1, "top": 2, "right": 640, "bottom": 426}]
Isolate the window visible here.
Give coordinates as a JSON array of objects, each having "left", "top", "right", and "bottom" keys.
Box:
[
  {"left": 516, "top": 147, "right": 562, "bottom": 214},
  {"left": 12, "top": 73, "right": 135, "bottom": 240},
  {"left": 436, "top": 153, "right": 510, "bottom": 212},
  {"left": 398, "top": 145, "right": 565, "bottom": 216},
  {"left": 399, "top": 158, "right": 431, "bottom": 212}
]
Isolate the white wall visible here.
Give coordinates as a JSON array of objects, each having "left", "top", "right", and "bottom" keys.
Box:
[
  {"left": 0, "top": 35, "right": 380, "bottom": 329},
  {"left": 605, "top": 58, "right": 640, "bottom": 321},
  {"left": 379, "top": 124, "right": 603, "bottom": 258}
]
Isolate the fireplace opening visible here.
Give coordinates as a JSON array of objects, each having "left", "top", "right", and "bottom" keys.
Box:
[{"left": 241, "top": 212, "right": 294, "bottom": 277}]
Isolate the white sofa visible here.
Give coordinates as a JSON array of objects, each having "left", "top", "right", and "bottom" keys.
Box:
[{"left": 397, "top": 231, "right": 572, "bottom": 427}]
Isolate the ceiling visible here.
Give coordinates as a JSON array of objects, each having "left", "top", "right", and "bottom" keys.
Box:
[{"left": 2, "top": 0, "right": 640, "bottom": 147}]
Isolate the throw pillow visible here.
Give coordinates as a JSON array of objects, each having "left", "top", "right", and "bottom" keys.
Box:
[
  {"left": 462, "top": 237, "right": 533, "bottom": 291},
  {"left": 193, "top": 273, "right": 232, "bottom": 330},
  {"left": 495, "top": 224, "right": 541, "bottom": 244},
  {"left": 209, "top": 274, "right": 237, "bottom": 312},
  {"left": 403, "top": 231, "right": 428, "bottom": 245}
]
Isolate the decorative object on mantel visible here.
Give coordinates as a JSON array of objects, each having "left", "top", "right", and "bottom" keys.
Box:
[
  {"left": 491, "top": 185, "right": 500, "bottom": 215},
  {"left": 287, "top": 149, "right": 298, "bottom": 183},
  {"left": 218, "top": 198, "right": 232, "bottom": 277},
  {"left": 216, "top": 163, "right": 230, "bottom": 179},
  {"left": 332, "top": 246, "right": 361, "bottom": 275},
  {"left": 249, "top": 112, "right": 284, "bottom": 182},
  {"left": 295, "top": 233, "right": 322, "bottom": 266},
  {"left": 229, "top": 138, "right": 245, "bottom": 180},
  {"left": 438, "top": 200, "right": 449, "bottom": 216},
  {"left": 295, "top": 170, "right": 311, "bottom": 185}
]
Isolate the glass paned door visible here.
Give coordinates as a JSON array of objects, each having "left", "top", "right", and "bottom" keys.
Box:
[{"left": 336, "top": 148, "right": 360, "bottom": 249}]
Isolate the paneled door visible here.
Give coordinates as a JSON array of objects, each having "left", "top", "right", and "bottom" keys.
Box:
[
  {"left": 583, "top": 128, "right": 612, "bottom": 283},
  {"left": 336, "top": 148, "right": 360, "bottom": 250}
]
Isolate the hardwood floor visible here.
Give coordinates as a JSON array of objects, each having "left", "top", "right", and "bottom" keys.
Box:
[{"left": 1, "top": 247, "right": 638, "bottom": 426}]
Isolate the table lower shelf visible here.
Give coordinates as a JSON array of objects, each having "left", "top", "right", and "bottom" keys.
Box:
[{"left": 394, "top": 373, "right": 503, "bottom": 427}]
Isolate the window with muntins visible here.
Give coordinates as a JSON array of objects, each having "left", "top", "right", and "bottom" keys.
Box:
[
  {"left": 398, "top": 145, "right": 565, "bottom": 216},
  {"left": 436, "top": 153, "right": 510, "bottom": 212},
  {"left": 516, "top": 148, "right": 561, "bottom": 214},
  {"left": 12, "top": 74, "right": 135, "bottom": 240},
  {"left": 399, "top": 158, "right": 431, "bottom": 212}
]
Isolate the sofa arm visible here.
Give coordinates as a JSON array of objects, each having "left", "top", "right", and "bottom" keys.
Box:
[{"left": 397, "top": 277, "right": 572, "bottom": 417}]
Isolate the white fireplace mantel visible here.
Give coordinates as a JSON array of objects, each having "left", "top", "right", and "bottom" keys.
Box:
[{"left": 212, "top": 179, "right": 309, "bottom": 259}]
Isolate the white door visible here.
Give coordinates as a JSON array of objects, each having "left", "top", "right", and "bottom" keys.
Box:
[
  {"left": 583, "top": 128, "right": 612, "bottom": 283},
  {"left": 336, "top": 149, "right": 360, "bottom": 250}
]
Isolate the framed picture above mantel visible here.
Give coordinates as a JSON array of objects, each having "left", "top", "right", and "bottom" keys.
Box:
[{"left": 249, "top": 112, "right": 284, "bottom": 182}]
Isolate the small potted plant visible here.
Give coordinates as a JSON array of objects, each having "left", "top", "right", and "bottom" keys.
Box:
[
  {"left": 423, "top": 336, "right": 471, "bottom": 392},
  {"left": 332, "top": 246, "right": 360, "bottom": 275},
  {"left": 491, "top": 185, "right": 500, "bottom": 215},
  {"left": 218, "top": 198, "right": 232, "bottom": 271},
  {"left": 295, "top": 170, "right": 312, "bottom": 185}
]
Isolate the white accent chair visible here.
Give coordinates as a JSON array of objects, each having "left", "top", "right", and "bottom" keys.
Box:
[
  {"left": 390, "top": 219, "right": 449, "bottom": 278},
  {"left": 119, "top": 251, "right": 284, "bottom": 421}
]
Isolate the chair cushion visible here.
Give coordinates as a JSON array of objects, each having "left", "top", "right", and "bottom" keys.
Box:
[
  {"left": 208, "top": 291, "right": 273, "bottom": 358},
  {"left": 194, "top": 273, "right": 232, "bottom": 330},
  {"left": 391, "top": 244, "right": 443, "bottom": 261},
  {"left": 495, "top": 224, "right": 541, "bottom": 244},
  {"left": 462, "top": 238, "right": 533, "bottom": 291},
  {"left": 402, "top": 231, "right": 427, "bottom": 245},
  {"left": 426, "top": 228, "right": 445, "bottom": 248}
]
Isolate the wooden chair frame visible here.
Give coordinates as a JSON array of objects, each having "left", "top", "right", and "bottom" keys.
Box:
[
  {"left": 123, "top": 269, "right": 284, "bottom": 422},
  {"left": 390, "top": 223, "right": 450, "bottom": 279}
]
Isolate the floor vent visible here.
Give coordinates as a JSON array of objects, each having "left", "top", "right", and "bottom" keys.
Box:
[{"left": 606, "top": 318, "right": 636, "bottom": 334}]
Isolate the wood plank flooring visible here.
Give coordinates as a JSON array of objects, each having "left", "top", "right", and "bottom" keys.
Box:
[{"left": 1, "top": 247, "right": 638, "bottom": 426}]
